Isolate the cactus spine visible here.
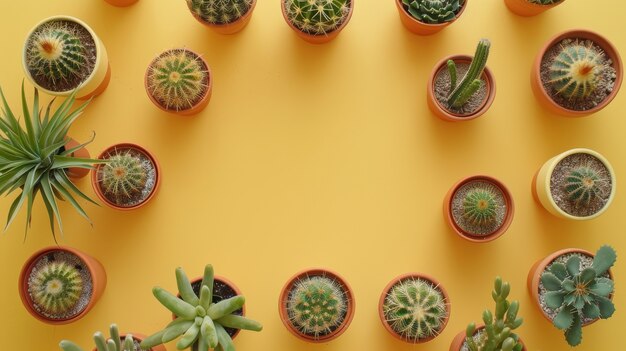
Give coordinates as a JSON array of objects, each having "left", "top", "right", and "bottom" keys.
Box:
[
  {"left": 29, "top": 261, "right": 84, "bottom": 316},
  {"left": 100, "top": 149, "right": 147, "bottom": 201},
  {"left": 59, "top": 324, "right": 137, "bottom": 351},
  {"left": 401, "top": 0, "right": 462, "bottom": 24},
  {"left": 565, "top": 164, "right": 609, "bottom": 207},
  {"left": 463, "top": 187, "right": 498, "bottom": 226},
  {"left": 284, "top": 0, "right": 351, "bottom": 36},
  {"left": 186, "top": 0, "right": 254, "bottom": 25},
  {"left": 548, "top": 40, "right": 606, "bottom": 100},
  {"left": 447, "top": 39, "right": 491, "bottom": 108}
]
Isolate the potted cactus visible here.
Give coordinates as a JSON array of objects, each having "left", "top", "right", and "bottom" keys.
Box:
[
  {"left": 140, "top": 264, "right": 262, "bottom": 351},
  {"left": 278, "top": 268, "right": 355, "bottom": 342},
  {"left": 532, "top": 148, "right": 615, "bottom": 220},
  {"left": 504, "top": 0, "right": 565, "bottom": 17},
  {"left": 145, "top": 48, "right": 212, "bottom": 116},
  {"left": 443, "top": 175, "right": 514, "bottom": 242},
  {"left": 281, "top": 0, "right": 354, "bottom": 44},
  {"left": 379, "top": 273, "right": 450, "bottom": 343},
  {"left": 22, "top": 16, "right": 110, "bottom": 99},
  {"left": 18, "top": 246, "right": 107, "bottom": 324},
  {"left": 395, "top": 0, "right": 467, "bottom": 35},
  {"left": 185, "top": 0, "right": 257, "bottom": 34},
  {"left": 59, "top": 324, "right": 166, "bottom": 351},
  {"left": 531, "top": 29, "right": 623, "bottom": 117},
  {"left": 449, "top": 277, "right": 525, "bottom": 351},
  {"left": 427, "top": 39, "right": 496, "bottom": 121},
  {"left": 527, "top": 246, "right": 616, "bottom": 347},
  {"left": 91, "top": 143, "right": 161, "bottom": 210}
]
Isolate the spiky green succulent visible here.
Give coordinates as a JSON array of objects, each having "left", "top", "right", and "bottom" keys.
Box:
[
  {"left": 565, "top": 164, "right": 609, "bottom": 208},
  {"left": 59, "top": 324, "right": 137, "bottom": 351},
  {"left": 401, "top": 0, "right": 463, "bottom": 24},
  {"left": 465, "top": 277, "right": 524, "bottom": 351},
  {"left": 186, "top": 0, "right": 254, "bottom": 25},
  {"left": 98, "top": 149, "right": 147, "bottom": 201},
  {"left": 382, "top": 277, "right": 448, "bottom": 342},
  {"left": 446, "top": 39, "right": 491, "bottom": 108},
  {"left": 548, "top": 40, "right": 607, "bottom": 100},
  {"left": 528, "top": 0, "right": 563, "bottom": 4},
  {"left": 146, "top": 49, "right": 210, "bottom": 112},
  {"left": 463, "top": 186, "right": 498, "bottom": 226},
  {"left": 541, "top": 245, "right": 617, "bottom": 346},
  {"left": 141, "top": 264, "right": 262, "bottom": 351},
  {"left": 284, "top": 0, "right": 351, "bottom": 36},
  {"left": 29, "top": 261, "right": 83, "bottom": 317},
  {"left": 286, "top": 275, "right": 348, "bottom": 339}
]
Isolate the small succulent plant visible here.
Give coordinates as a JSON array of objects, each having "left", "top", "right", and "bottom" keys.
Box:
[
  {"left": 548, "top": 40, "right": 607, "bottom": 100},
  {"left": 541, "top": 245, "right": 617, "bottom": 346},
  {"left": 446, "top": 39, "right": 491, "bottom": 108},
  {"left": 141, "top": 264, "right": 262, "bottom": 351},
  {"left": 29, "top": 260, "right": 83, "bottom": 316},
  {"left": 60, "top": 324, "right": 137, "bottom": 351},
  {"left": 284, "top": 0, "right": 351, "bottom": 36},
  {"left": 186, "top": 0, "right": 254, "bottom": 25},
  {"left": 529, "top": 0, "right": 563, "bottom": 4},
  {"left": 463, "top": 187, "right": 497, "bottom": 226},
  {"left": 382, "top": 277, "right": 448, "bottom": 341},
  {"left": 465, "top": 277, "right": 524, "bottom": 351},
  {"left": 401, "top": 0, "right": 463, "bottom": 24},
  {"left": 99, "top": 149, "right": 147, "bottom": 201},
  {"left": 564, "top": 164, "right": 609, "bottom": 207},
  {"left": 286, "top": 275, "right": 348, "bottom": 339}
]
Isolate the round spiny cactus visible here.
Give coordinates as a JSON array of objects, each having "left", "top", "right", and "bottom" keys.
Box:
[
  {"left": 383, "top": 278, "right": 447, "bottom": 341},
  {"left": 186, "top": 0, "right": 254, "bottom": 25},
  {"left": 284, "top": 0, "right": 351, "bottom": 36},
  {"left": 463, "top": 187, "right": 497, "bottom": 226},
  {"left": 29, "top": 261, "right": 83, "bottom": 316},
  {"left": 565, "top": 164, "right": 609, "bottom": 207},
  {"left": 548, "top": 41, "right": 607, "bottom": 100},
  {"left": 401, "top": 0, "right": 462, "bottom": 24},
  {"left": 287, "top": 275, "right": 348, "bottom": 338},
  {"left": 146, "top": 49, "right": 209, "bottom": 112},
  {"left": 100, "top": 150, "right": 147, "bottom": 200}
]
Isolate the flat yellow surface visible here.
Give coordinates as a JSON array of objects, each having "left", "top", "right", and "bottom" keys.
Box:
[{"left": 0, "top": 0, "right": 624, "bottom": 350}]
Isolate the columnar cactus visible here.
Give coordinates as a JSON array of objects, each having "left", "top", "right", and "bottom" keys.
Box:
[
  {"left": 185, "top": 0, "right": 254, "bottom": 25},
  {"left": 140, "top": 264, "right": 262, "bottom": 351},
  {"left": 565, "top": 164, "right": 609, "bottom": 207},
  {"left": 548, "top": 41, "right": 606, "bottom": 100},
  {"left": 463, "top": 187, "right": 498, "bottom": 226},
  {"left": 99, "top": 149, "right": 147, "bottom": 200},
  {"left": 59, "top": 324, "right": 136, "bottom": 351},
  {"left": 286, "top": 275, "right": 348, "bottom": 339},
  {"left": 284, "top": 0, "right": 351, "bottom": 36},
  {"left": 446, "top": 39, "right": 491, "bottom": 108},
  {"left": 541, "top": 245, "right": 616, "bottom": 346},
  {"left": 401, "top": 0, "right": 462, "bottom": 24},
  {"left": 466, "top": 277, "right": 524, "bottom": 351},
  {"left": 29, "top": 261, "right": 84, "bottom": 316},
  {"left": 382, "top": 277, "right": 448, "bottom": 341}
]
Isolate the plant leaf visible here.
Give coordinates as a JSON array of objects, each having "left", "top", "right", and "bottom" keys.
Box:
[
  {"left": 564, "top": 314, "right": 582, "bottom": 346},
  {"left": 541, "top": 272, "right": 562, "bottom": 291},
  {"left": 566, "top": 255, "right": 581, "bottom": 276},
  {"left": 553, "top": 307, "right": 574, "bottom": 330},
  {"left": 544, "top": 291, "right": 565, "bottom": 309},
  {"left": 592, "top": 245, "right": 617, "bottom": 276}
]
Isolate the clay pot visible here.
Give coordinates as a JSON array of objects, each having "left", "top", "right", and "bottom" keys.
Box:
[
  {"left": 396, "top": 0, "right": 467, "bottom": 35},
  {"left": 530, "top": 29, "right": 623, "bottom": 117},
  {"left": 22, "top": 16, "right": 110, "bottom": 100},
  {"left": 532, "top": 148, "right": 616, "bottom": 220},
  {"left": 443, "top": 175, "right": 514, "bottom": 242},
  {"left": 379, "top": 273, "right": 450, "bottom": 344},
  {"left": 92, "top": 334, "right": 166, "bottom": 351},
  {"left": 281, "top": 0, "right": 354, "bottom": 44},
  {"left": 427, "top": 55, "right": 496, "bottom": 121},
  {"left": 104, "top": 0, "right": 138, "bottom": 6},
  {"left": 63, "top": 138, "right": 91, "bottom": 179},
  {"left": 91, "top": 143, "right": 161, "bottom": 211},
  {"left": 449, "top": 324, "right": 526, "bottom": 350},
  {"left": 18, "top": 246, "right": 107, "bottom": 325},
  {"left": 503, "top": 0, "right": 563, "bottom": 16},
  {"left": 278, "top": 268, "right": 355, "bottom": 342},
  {"left": 188, "top": 0, "right": 256, "bottom": 34}
]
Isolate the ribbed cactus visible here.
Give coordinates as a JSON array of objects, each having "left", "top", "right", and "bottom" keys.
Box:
[
  {"left": 548, "top": 41, "right": 606, "bottom": 100},
  {"left": 466, "top": 277, "right": 524, "bottom": 351},
  {"left": 447, "top": 39, "right": 491, "bottom": 108},
  {"left": 186, "top": 0, "right": 254, "bottom": 25},
  {"left": 284, "top": 0, "right": 351, "bottom": 36},
  {"left": 29, "top": 261, "right": 84, "bottom": 316},
  {"left": 59, "top": 324, "right": 137, "bottom": 351},
  {"left": 99, "top": 149, "right": 147, "bottom": 201},
  {"left": 146, "top": 49, "right": 209, "bottom": 112},
  {"left": 529, "top": 0, "right": 563, "bottom": 4},
  {"left": 382, "top": 277, "right": 448, "bottom": 341},
  {"left": 286, "top": 275, "right": 348, "bottom": 339},
  {"left": 401, "top": 0, "right": 462, "bottom": 24},
  {"left": 463, "top": 187, "right": 498, "bottom": 226},
  {"left": 565, "top": 164, "right": 609, "bottom": 207}
]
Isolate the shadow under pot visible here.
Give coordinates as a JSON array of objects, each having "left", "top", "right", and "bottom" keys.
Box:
[
  {"left": 91, "top": 143, "right": 161, "bottom": 210},
  {"left": 22, "top": 15, "right": 110, "bottom": 100},
  {"left": 531, "top": 29, "right": 623, "bottom": 117},
  {"left": 379, "top": 273, "right": 450, "bottom": 344},
  {"left": 503, "top": 0, "right": 565, "bottom": 17},
  {"left": 185, "top": 0, "right": 257, "bottom": 34},
  {"left": 444, "top": 175, "right": 514, "bottom": 243},
  {"left": 18, "top": 246, "right": 107, "bottom": 325},
  {"left": 281, "top": 0, "right": 354, "bottom": 44},
  {"left": 449, "top": 324, "right": 526, "bottom": 350},
  {"left": 145, "top": 48, "right": 212, "bottom": 116},
  {"left": 532, "top": 148, "right": 615, "bottom": 220},
  {"left": 395, "top": 0, "right": 468, "bottom": 35},
  {"left": 278, "top": 268, "right": 355, "bottom": 342}
]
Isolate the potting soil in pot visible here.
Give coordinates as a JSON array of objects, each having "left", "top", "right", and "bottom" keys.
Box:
[
  {"left": 451, "top": 180, "right": 507, "bottom": 236},
  {"left": 435, "top": 62, "right": 488, "bottom": 116}
]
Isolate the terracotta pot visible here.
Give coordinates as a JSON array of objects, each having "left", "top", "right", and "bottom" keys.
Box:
[
  {"left": 278, "top": 268, "right": 355, "bottom": 342},
  {"left": 281, "top": 0, "right": 354, "bottom": 44},
  {"left": 189, "top": 0, "right": 256, "bottom": 34},
  {"left": 443, "top": 175, "right": 514, "bottom": 242},
  {"left": 91, "top": 143, "right": 161, "bottom": 211},
  {"left": 530, "top": 29, "right": 623, "bottom": 117},
  {"left": 395, "top": 0, "right": 467, "bottom": 35},
  {"left": 145, "top": 48, "right": 212, "bottom": 116},
  {"left": 104, "top": 0, "right": 139, "bottom": 6},
  {"left": 503, "top": 0, "right": 563, "bottom": 16},
  {"left": 92, "top": 334, "right": 166, "bottom": 351},
  {"left": 22, "top": 16, "right": 110, "bottom": 100},
  {"left": 427, "top": 55, "right": 496, "bottom": 121},
  {"left": 63, "top": 138, "right": 91, "bottom": 179},
  {"left": 379, "top": 273, "right": 450, "bottom": 344},
  {"left": 527, "top": 248, "right": 614, "bottom": 326},
  {"left": 449, "top": 324, "right": 526, "bottom": 350},
  {"left": 18, "top": 246, "right": 107, "bottom": 325},
  {"left": 532, "top": 148, "right": 616, "bottom": 220}
]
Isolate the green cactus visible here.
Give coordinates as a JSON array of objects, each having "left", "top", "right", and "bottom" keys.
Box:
[
  {"left": 548, "top": 40, "right": 606, "bottom": 100},
  {"left": 59, "top": 324, "right": 137, "bottom": 351},
  {"left": 541, "top": 245, "right": 617, "bottom": 346},
  {"left": 185, "top": 0, "right": 254, "bottom": 25},
  {"left": 564, "top": 164, "right": 609, "bottom": 208},
  {"left": 465, "top": 277, "right": 524, "bottom": 351},
  {"left": 529, "top": 0, "right": 563, "bottom": 4},
  {"left": 99, "top": 149, "right": 147, "bottom": 201},
  {"left": 401, "top": 0, "right": 463, "bottom": 24},
  {"left": 29, "top": 261, "right": 84, "bottom": 316},
  {"left": 146, "top": 49, "right": 210, "bottom": 112},
  {"left": 140, "top": 264, "right": 262, "bottom": 351},
  {"left": 446, "top": 39, "right": 491, "bottom": 108},
  {"left": 463, "top": 187, "right": 498, "bottom": 226},
  {"left": 286, "top": 275, "right": 348, "bottom": 339},
  {"left": 283, "top": 0, "right": 351, "bottom": 36},
  {"left": 382, "top": 277, "right": 448, "bottom": 341}
]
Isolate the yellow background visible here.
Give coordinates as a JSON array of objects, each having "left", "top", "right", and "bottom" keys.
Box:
[{"left": 0, "top": 0, "right": 624, "bottom": 350}]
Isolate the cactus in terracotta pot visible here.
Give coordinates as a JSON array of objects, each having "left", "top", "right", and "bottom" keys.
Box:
[
  {"left": 185, "top": 0, "right": 254, "bottom": 25},
  {"left": 99, "top": 149, "right": 148, "bottom": 201},
  {"left": 283, "top": 0, "right": 351, "bottom": 35},
  {"left": 463, "top": 187, "right": 498, "bottom": 226},
  {"left": 30, "top": 261, "right": 84, "bottom": 316},
  {"left": 446, "top": 38, "right": 491, "bottom": 108},
  {"left": 59, "top": 324, "right": 136, "bottom": 351},
  {"left": 401, "top": 0, "right": 463, "bottom": 24},
  {"left": 548, "top": 40, "right": 607, "bottom": 100}
]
